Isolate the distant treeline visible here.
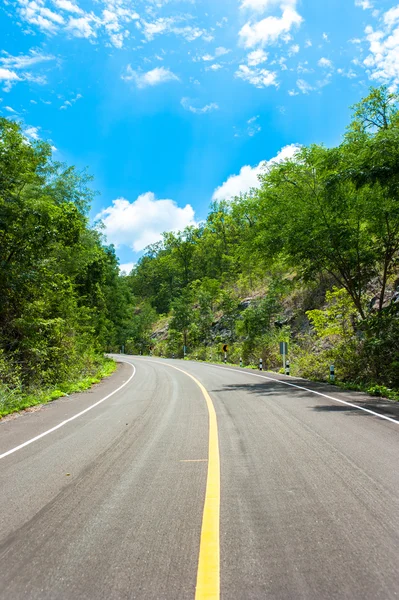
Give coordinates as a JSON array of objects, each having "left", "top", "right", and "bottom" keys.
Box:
[{"left": 126, "top": 87, "right": 399, "bottom": 397}]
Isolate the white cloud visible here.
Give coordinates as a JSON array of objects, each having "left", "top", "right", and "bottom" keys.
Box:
[
  {"left": 247, "top": 115, "right": 261, "bottom": 136},
  {"left": 181, "top": 97, "right": 219, "bottom": 114},
  {"left": 206, "top": 63, "right": 223, "bottom": 71},
  {"left": 25, "top": 125, "right": 40, "bottom": 139},
  {"left": 234, "top": 115, "right": 262, "bottom": 138},
  {"left": 18, "top": 0, "right": 64, "bottom": 33},
  {"left": 60, "top": 92, "right": 82, "bottom": 109},
  {"left": 53, "top": 0, "right": 83, "bottom": 13},
  {"left": 0, "top": 68, "right": 21, "bottom": 82},
  {"left": 215, "top": 46, "right": 230, "bottom": 57},
  {"left": 355, "top": 0, "right": 373, "bottom": 9},
  {"left": 66, "top": 16, "right": 96, "bottom": 38},
  {"left": 235, "top": 64, "right": 278, "bottom": 87},
  {"left": 212, "top": 144, "right": 300, "bottom": 201},
  {"left": 240, "top": 0, "right": 297, "bottom": 12},
  {"left": 0, "top": 49, "right": 55, "bottom": 69},
  {"left": 239, "top": 7, "right": 303, "bottom": 48},
  {"left": 16, "top": 0, "right": 138, "bottom": 47},
  {"left": 119, "top": 262, "right": 135, "bottom": 275},
  {"left": 318, "top": 57, "right": 334, "bottom": 69},
  {"left": 363, "top": 7, "right": 399, "bottom": 87},
  {"left": 122, "top": 66, "right": 179, "bottom": 88},
  {"left": 142, "top": 17, "right": 212, "bottom": 42},
  {"left": 247, "top": 49, "right": 268, "bottom": 65},
  {"left": 296, "top": 78, "right": 313, "bottom": 93},
  {"left": 95, "top": 193, "right": 196, "bottom": 252}
]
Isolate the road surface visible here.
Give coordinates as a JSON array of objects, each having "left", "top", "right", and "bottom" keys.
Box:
[{"left": 0, "top": 356, "right": 398, "bottom": 599}]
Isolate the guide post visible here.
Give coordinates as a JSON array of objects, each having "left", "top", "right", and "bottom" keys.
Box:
[
  {"left": 222, "top": 344, "right": 228, "bottom": 364},
  {"left": 279, "top": 342, "right": 288, "bottom": 371}
]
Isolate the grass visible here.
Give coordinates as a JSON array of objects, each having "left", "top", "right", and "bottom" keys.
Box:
[
  {"left": 0, "top": 357, "right": 117, "bottom": 418},
  {"left": 333, "top": 380, "right": 399, "bottom": 402},
  {"left": 184, "top": 354, "right": 399, "bottom": 402}
]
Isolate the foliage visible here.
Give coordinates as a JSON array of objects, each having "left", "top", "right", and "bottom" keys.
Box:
[
  {"left": 126, "top": 86, "right": 399, "bottom": 396},
  {"left": 2, "top": 85, "right": 398, "bottom": 411},
  {"left": 0, "top": 118, "right": 132, "bottom": 414}
]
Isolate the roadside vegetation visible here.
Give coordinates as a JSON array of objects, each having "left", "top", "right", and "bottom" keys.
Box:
[
  {"left": 0, "top": 118, "right": 133, "bottom": 416},
  {"left": 1, "top": 86, "right": 398, "bottom": 417},
  {"left": 124, "top": 87, "right": 399, "bottom": 401}
]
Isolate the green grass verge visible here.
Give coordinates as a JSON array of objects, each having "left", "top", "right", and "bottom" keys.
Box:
[
  {"left": 184, "top": 355, "right": 399, "bottom": 402},
  {"left": 333, "top": 380, "right": 399, "bottom": 402},
  {"left": 0, "top": 357, "right": 117, "bottom": 418}
]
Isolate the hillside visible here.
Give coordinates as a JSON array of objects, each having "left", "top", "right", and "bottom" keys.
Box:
[{"left": 124, "top": 87, "right": 399, "bottom": 400}]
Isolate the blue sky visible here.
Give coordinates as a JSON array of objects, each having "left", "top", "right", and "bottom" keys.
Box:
[{"left": 1, "top": 0, "right": 399, "bottom": 272}]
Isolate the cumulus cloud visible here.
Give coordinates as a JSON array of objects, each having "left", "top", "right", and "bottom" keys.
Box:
[
  {"left": 95, "top": 193, "right": 196, "bottom": 252},
  {"left": 247, "top": 49, "right": 268, "bottom": 65},
  {"left": 16, "top": 0, "right": 139, "bottom": 47},
  {"left": 122, "top": 66, "right": 179, "bottom": 88},
  {"left": 18, "top": 0, "right": 64, "bottom": 33},
  {"left": 212, "top": 144, "right": 300, "bottom": 201},
  {"left": 24, "top": 125, "right": 40, "bottom": 139},
  {"left": 363, "top": 6, "right": 399, "bottom": 87},
  {"left": 235, "top": 64, "right": 278, "bottom": 87},
  {"left": 0, "top": 68, "right": 21, "bottom": 82},
  {"left": 239, "top": 6, "right": 303, "bottom": 48},
  {"left": 318, "top": 57, "right": 334, "bottom": 69},
  {"left": 181, "top": 97, "right": 219, "bottom": 114},
  {"left": 0, "top": 68, "right": 21, "bottom": 91}
]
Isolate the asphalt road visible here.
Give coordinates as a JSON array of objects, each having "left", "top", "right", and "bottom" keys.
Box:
[{"left": 0, "top": 356, "right": 398, "bottom": 599}]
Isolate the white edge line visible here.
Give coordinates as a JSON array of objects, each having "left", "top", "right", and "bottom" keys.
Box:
[
  {"left": 209, "top": 364, "right": 399, "bottom": 426},
  {"left": 132, "top": 357, "right": 398, "bottom": 427},
  {"left": 0, "top": 363, "right": 136, "bottom": 460}
]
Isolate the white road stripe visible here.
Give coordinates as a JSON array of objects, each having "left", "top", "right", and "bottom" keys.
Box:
[
  {"left": 0, "top": 363, "right": 136, "bottom": 460},
  {"left": 210, "top": 364, "right": 399, "bottom": 426}
]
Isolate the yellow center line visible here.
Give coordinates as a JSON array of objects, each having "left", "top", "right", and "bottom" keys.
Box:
[{"left": 134, "top": 359, "right": 220, "bottom": 600}]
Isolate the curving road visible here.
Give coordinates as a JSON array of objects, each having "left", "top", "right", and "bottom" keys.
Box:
[{"left": 0, "top": 356, "right": 398, "bottom": 599}]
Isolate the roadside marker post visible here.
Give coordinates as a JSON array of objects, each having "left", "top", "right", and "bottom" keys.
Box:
[
  {"left": 259, "top": 358, "right": 263, "bottom": 371},
  {"left": 240, "top": 357, "right": 243, "bottom": 368},
  {"left": 285, "top": 360, "right": 290, "bottom": 376},
  {"left": 222, "top": 344, "right": 228, "bottom": 364},
  {"left": 330, "top": 364, "right": 335, "bottom": 382},
  {"left": 279, "top": 342, "right": 288, "bottom": 371}
]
